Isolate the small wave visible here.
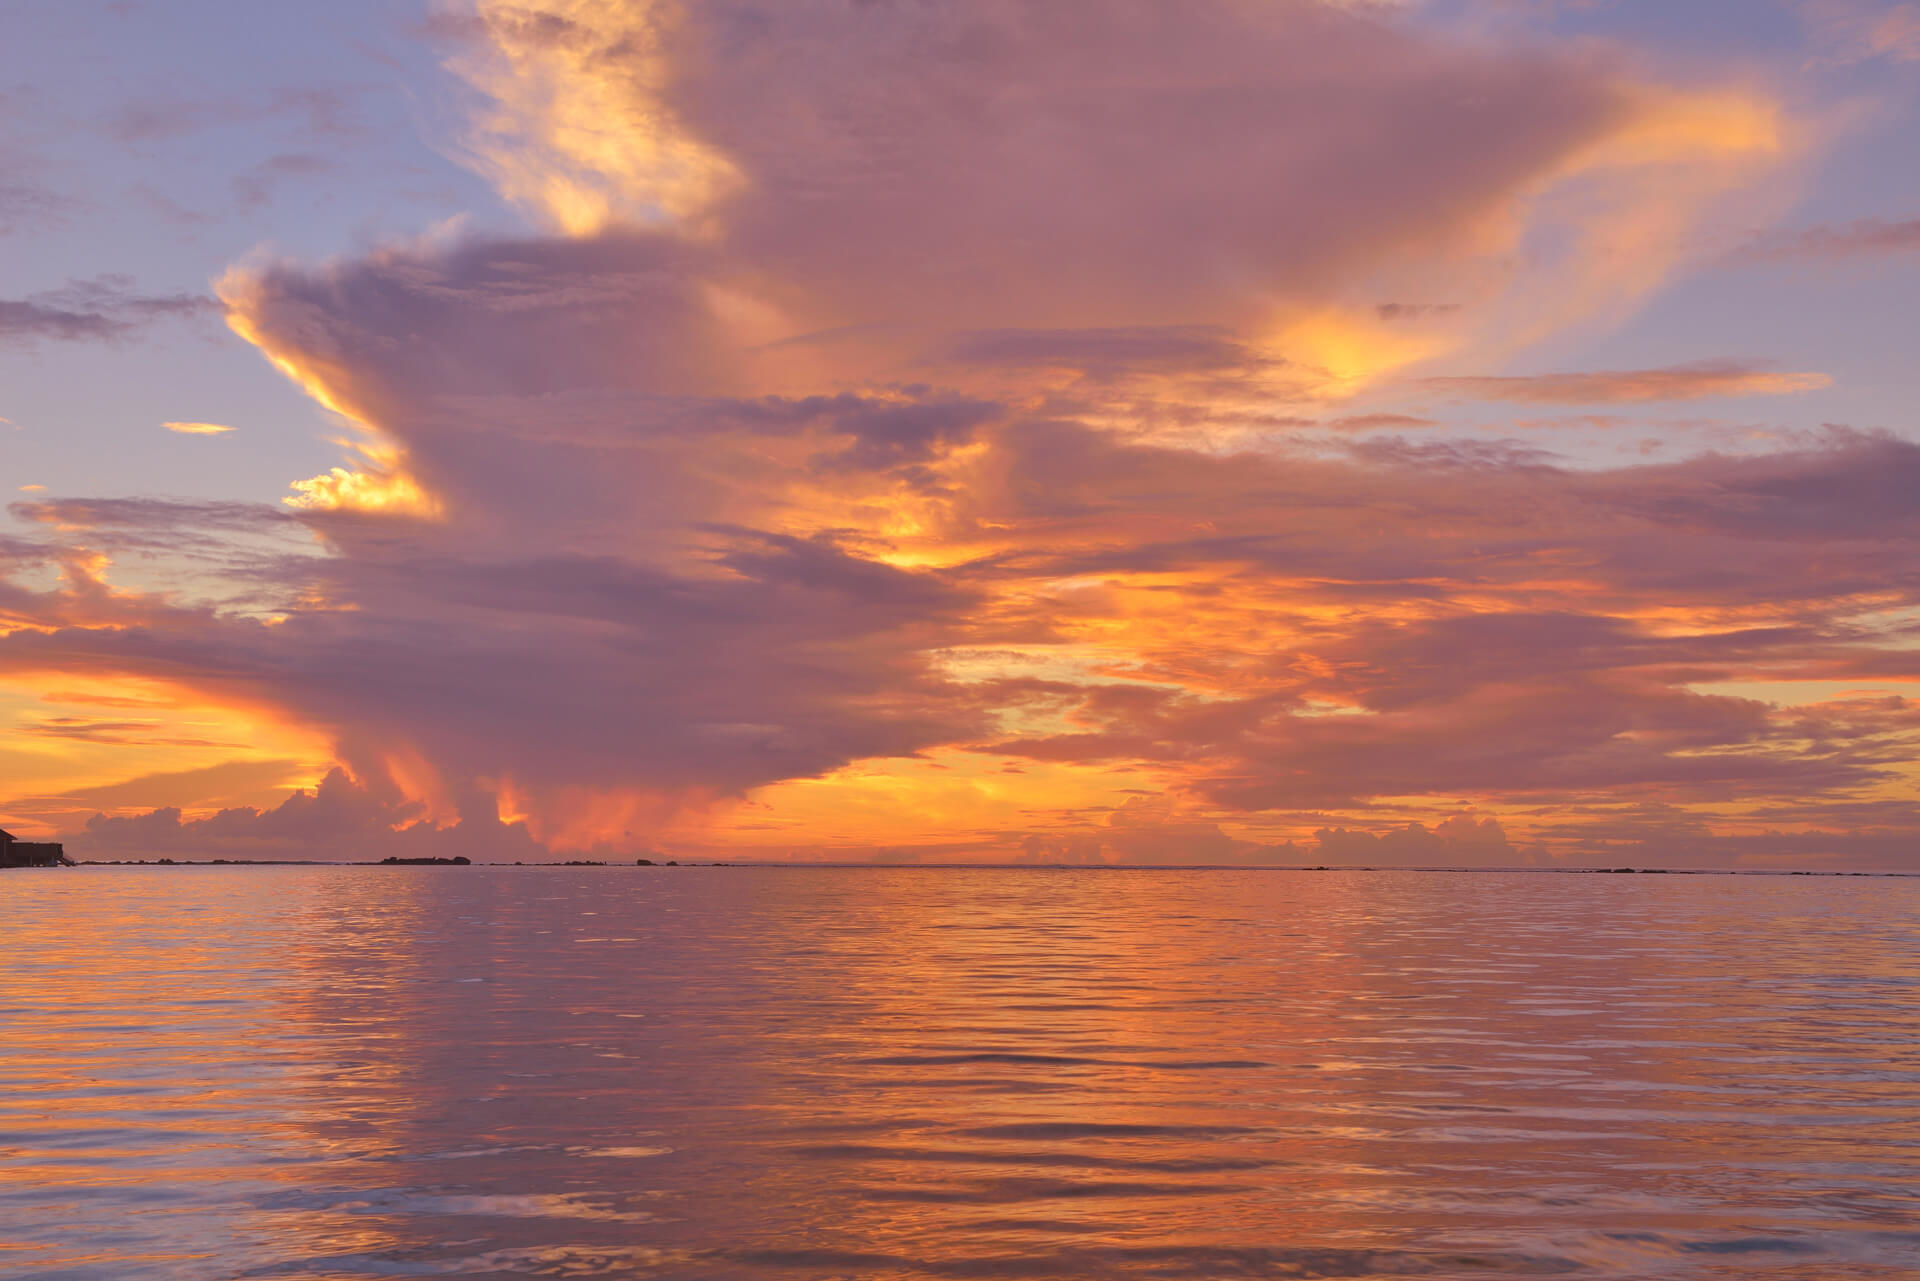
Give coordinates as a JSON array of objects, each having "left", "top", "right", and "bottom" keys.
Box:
[
  {"left": 728, "top": 1244, "right": 1581, "bottom": 1276},
  {"left": 789, "top": 1142, "right": 1270, "bottom": 1173},
  {"left": 961, "top": 1122, "right": 1260, "bottom": 1140},
  {"left": 856, "top": 1175, "right": 1254, "bottom": 1203},
  {"left": 861, "top": 1052, "right": 1270, "bottom": 1070}
]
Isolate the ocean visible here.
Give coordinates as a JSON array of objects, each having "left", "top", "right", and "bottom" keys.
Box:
[{"left": 2, "top": 866, "right": 1916, "bottom": 1279}]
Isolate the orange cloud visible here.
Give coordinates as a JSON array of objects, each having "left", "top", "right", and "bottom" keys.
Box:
[
  {"left": 445, "top": 0, "right": 743, "bottom": 234},
  {"left": 1422, "top": 361, "right": 1832, "bottom": 404}
]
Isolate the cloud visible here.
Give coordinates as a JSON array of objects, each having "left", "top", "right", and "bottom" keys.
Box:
[
  {"left": 1375, "top": 302, "right": 1461, "bottom": 322},
  {"left": 439, "top": 0, "right": 1784, "bottom": 394},
  {"left": 231, "top": 152, "right": 336, "bottom": 211},
  {"left": 16, "top": 716, "right": 241, "bottom": 748},
  {"left": 2, "top": 758, "right": 310, "bottom": 822},
  {"left": 5, "top": 1, "right": 1909, "bottom": 867},
  {"left": 1314, "top": 815, "right": 1525, "bottom": 868},
  {"left": 1797, "top": 0, "right": 1920, "bottom": 64},
  {"left": 0, "top": 106, "right": 68, "bottom": 237},
  {"left": 1738, "top": 217, "right": 1920, "bottom": 262},
  {"left": 1326, "top": 413, "right": 1439, "bottom": 432},
  {"left": 12, "top": 495, "right": 292, "bottom": 533},
  {"left": 7, "top": 497, "right": 302, "bottom": 574},
  {"left": 67, "top": 768, "right": 544, "bottom": 864},
  {"left": 1421, "top": 361, "right": 1832, "bottom": 404},
  {"left": 960, "top": 425, "right": 1920, "bottom": 828},
  {"left": 1008, "top": 803, "right": 1527, "bottom": 868},
  {"left": 0, "top": 276, "right": 215, "bottom": 347},
  {"left": 163, "top": 421, "right": 237, "bottom": 436},
  {"left": 939, "top": 328, "right": 1258, "bottom": 379},
  {"left": 1533, "top": 798, "right": 1920, "bottom": 871},
  {"left": 0, "top": 487, "right": 990, "bottom": 853},
  {"left": 102, "top": 87, "right": 362, "bottom": 144},
  {"left": 0, "top": 178, "right": 65, "bottom": 237},
  {"left": 17, "top": 405, "right": 1919, "bottom": 862}
]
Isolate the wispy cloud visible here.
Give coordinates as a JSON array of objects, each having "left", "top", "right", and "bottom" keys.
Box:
[
  {"left": 163, "top": 421, "right": 236, "bottom": 436},
  {"left": 0, "top": 177, "right": 65, "bottom": 237},
  {"left": 1797, "top": 0, "right": 1920, "bottom": 63},
  {"left": 1, "top": 758, "right": 311, "bottom": 821},
  {"left": 232, "top": 153, "right": 335, "bottom": 211},
  {"left": 0, "top": 276, "right": 214, "bottom": 347},
  {"left": 0, "top": 103, "right": 68, "bottom": 237},
  {"left": 1422, "top": 361, "right": 1832, "bottom": 404},
  {"left": 102, "top": 87, "right": 362, "bottom": 144},
  {"left": 1738, "top": 217, "right": 1920, "bottom": 262},
  {"left": 19, "top": 717, "right": 240, "bottom": 748}
]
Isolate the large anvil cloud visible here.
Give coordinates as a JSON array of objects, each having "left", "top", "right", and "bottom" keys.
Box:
[{"left": 4, "top": 0, "right": 1915, "bottom": 866}]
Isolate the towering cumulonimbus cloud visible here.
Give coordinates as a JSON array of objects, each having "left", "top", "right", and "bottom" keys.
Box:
[{"left": 5, "top": 0, "right": 1917, "bottom": 865}]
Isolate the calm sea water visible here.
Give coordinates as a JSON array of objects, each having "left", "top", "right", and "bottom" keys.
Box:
[{"left": 1, "top": 867, "right": 1916, "bottom": 1280}]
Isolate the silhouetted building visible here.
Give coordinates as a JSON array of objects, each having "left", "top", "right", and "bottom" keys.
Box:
[{"left": 0, "top": 828, "right": 71, "bottom": 868}]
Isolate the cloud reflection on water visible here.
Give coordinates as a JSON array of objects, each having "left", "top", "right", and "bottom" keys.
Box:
[{"left": 2, "top": 867, "right": 1918, "bottom": 1278}]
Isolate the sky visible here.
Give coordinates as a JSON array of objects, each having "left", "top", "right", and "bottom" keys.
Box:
[{"left": 3, "top": 0, "right": 1919, "bottom": 868}]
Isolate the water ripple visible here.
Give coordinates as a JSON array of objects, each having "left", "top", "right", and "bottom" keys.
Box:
[{"left": 3, "top": 867, "right": 1917, "bottom": 1280}]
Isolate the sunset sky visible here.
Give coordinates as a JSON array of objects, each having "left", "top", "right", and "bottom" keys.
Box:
[{"left": 4, "top": 0, "right": 1919, "bottom": 866}]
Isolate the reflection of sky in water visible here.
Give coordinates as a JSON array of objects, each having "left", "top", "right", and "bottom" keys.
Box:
[{"left": 2, "top": 868, "right": 1918, "bottom": 1279}]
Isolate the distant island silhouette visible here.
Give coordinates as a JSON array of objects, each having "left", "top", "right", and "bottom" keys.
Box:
[{"left": 20, "top": 848, "right": 1910, "bottom": 875}]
